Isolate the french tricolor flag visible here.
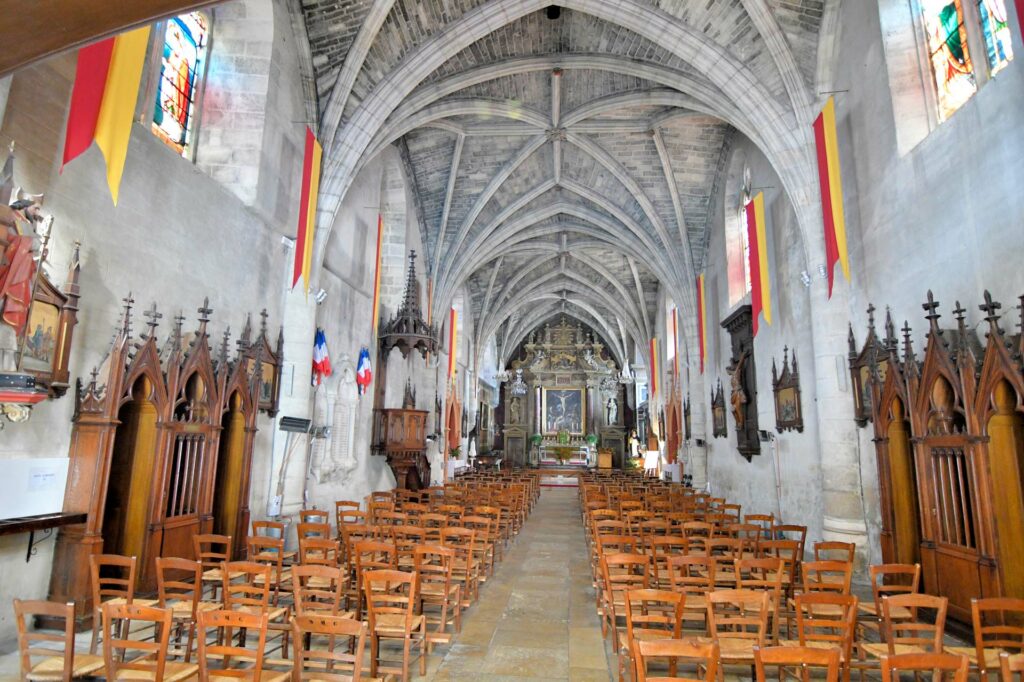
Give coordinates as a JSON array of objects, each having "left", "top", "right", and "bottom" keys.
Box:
[
  {"left": 356, "top": 347, "right": 372, "bottom": 396},
  {"left": 312, "top": 328, "right": 332, "bottom": 386}
]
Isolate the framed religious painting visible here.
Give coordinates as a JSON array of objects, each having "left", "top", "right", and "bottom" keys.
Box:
[
  {"left": 848, "top": 305, "right": 893, "bottom": 427},
  {"left": 711, "top": 380, "right": 727, "bottom": 438},
  {"left": 242, "top": 311, "right": 283, "bottom": 416},
  {"left": 19, "top": 267, "right": 78, "bottom": 398},
  {"left": 772, "top": 346, "right": 803, "bottom": 433},
  {"left": 541, "top": 387, "right": 585, "bottom": 435}
]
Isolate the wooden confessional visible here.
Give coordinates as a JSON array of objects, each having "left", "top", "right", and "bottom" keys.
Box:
[
  {"left": 863, "top": 292, "right": 1024, "bottom": 622},
  {"left": 47, "top": 299, "right": 281, "bottom": 625}
]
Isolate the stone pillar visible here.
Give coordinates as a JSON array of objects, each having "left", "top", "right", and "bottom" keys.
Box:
[
  {"left": 808, "top": 278, "right": 868, "bottom": 565},
  {"left": 681, "top": 314, "right": 708, "bottom": 488}
]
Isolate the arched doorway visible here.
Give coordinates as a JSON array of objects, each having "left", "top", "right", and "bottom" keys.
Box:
[
  {"left": 213, "top": 391, "right": 247, "bottom": 550},
  {"left": 102, "top": 376, "right": 159, "bottom": 560},
  {"left": 987, "top": 380, "right": 1024, "bottom": 601}
]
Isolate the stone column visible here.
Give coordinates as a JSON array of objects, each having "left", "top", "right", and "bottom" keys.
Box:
[{"left": 681, "top": 314, "right": 708, "bottom": 488}]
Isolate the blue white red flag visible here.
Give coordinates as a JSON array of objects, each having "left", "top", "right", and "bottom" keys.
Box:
[
  {"left": 312, "top": 327, "right": 332, "bottom": 386},
  {"left": 356, "top": 347, "right": 372, "bottom": 395}
]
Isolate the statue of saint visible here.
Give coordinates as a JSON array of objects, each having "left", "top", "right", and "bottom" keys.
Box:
[
  {"left": 0, "top": 198, "right": 43, "bottom": 334},
  {"left": 510, "top": 396, "right": 522, "bottom": 424},
  {"left": 606, "top": 397, "right": 618, "bottom": 425},
  {"left": 730, "top": 353, "right": 748, "bottom": 429},
  {"left": 426, "top": 435, "right": 445, "bottom": 486}
]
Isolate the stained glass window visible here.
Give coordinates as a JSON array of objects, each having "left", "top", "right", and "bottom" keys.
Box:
[
  {"left": 920, "top": 0, "right": 977, "bottom": 121},
  {"left": 152, "top": 12, "right": 208, "bottom": 155},
  {"left": 977, "top": 0, "right": 1014, "bottom": 75}
]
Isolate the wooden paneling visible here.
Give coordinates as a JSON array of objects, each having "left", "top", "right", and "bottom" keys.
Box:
[{"left": 0, "top": 0, "right": 222, "bottom": 78}]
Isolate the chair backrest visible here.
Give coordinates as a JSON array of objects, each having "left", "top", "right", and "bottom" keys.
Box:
[
  {"left": 156, "top": 556, "right": 203, "bottom": 618},
  {"left": 193, "top": 533, "right": 233, "bottom": 568},
  {"left": 814, "top": 541, "right": 856, "bottom": 563},
  {"left": 883, "top": 593, "right": 949, "bottom": 653},
  {"left": 735, "top": 557, "right": 784, "bottom": 601},
  {"left": 971, "top": 597, "right": 1024, "bottom": 668},
  {"left": 246, "top": 535, "right": 286, "bottom": 602},
  {"left": 598, "top": 534, "right": 640, "bottom": 555},
  {"left": 868, "top": 563, "right": 920, "bottom": 615},
  {"left": 754, "top": 645, "right": 840, "bottom": 682},
  {"left": 300, "top": 508, "right": 330, "bottom": 525},
  {"left": 222, "top": 561, "right": 272, "bottom": 611},
  {"left": 602, "top": 553, "right": 652, "bottom": 609},
  {"left": 363, "top": 569, "right": 419, "bottom": 634},
  {"left": 880, "top": 652, "right": 968, "bottom": 682},
  {"left": 252, "top": 520, "right": 285, "bottom": 539},
  {"left": 666, "top": 555, "right": 715, "bottom": 598},
  {"left": 299, "top": 536, "right": 340, "bottom": 567},
  {"left": 89, "top": 553, "right": 137, "bottom": 607},
  {"left": 392, "top": 525, "right": 428, "bottom": 559},
  {"left": 14, "top": 599, "right": 80, "bottom": 682},
  {"left": 197, "top": 608, "right": 269, "bottom": 680},
  {"left": 414, "top": 544, "right": 456, "bottom": 597},
  {"left": 802, "top": 560, "right": 853, "bottom": 595},
  {"left": 353, "top": 539, "right": 398, "bottom": 585},
  {"left": 440, "top": 526, "right": 477, "bottom": 557},
  {"left": 794, "top": 593, "right": 858, "bottom": 662},
  {"left": 292, "top": 564, "right": 346, "bottom": 616},
  {"left": 707, "top": 589, "right": 770, "bottom": 644},
  {"left": 292, "top": 614, "right": 368, "bottom": 681},
  {"left": 635, "top": 638, "right": 720, "bottom": 682},
  {"left": 101, "top": 602, "right": 172, "bottom": 680},
  {"left": 624, "top": 588, "right": 684, "bottom": 645},
  {"left": 297, "top": 521, "right": 331, "bottom": 539}
]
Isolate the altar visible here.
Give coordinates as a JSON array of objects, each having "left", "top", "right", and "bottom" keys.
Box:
[{"left": 499, "top": 316, "right": 629, "bottom": 467}]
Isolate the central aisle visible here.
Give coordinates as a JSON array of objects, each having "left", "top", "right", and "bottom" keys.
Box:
[{"left": 426, "top": 487, "right": 612, "bottom": 681}]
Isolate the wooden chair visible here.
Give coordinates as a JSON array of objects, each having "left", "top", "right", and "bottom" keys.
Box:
[
  {"left": 860, "top": 593, "right": 949, "bottom": 660},
  {"left": 879, "top": 652, "right": 969, "bottom": 682},
  {"left": 392, "top": 525, "right": 428, "bottom": 570},
  {"left": 620, "top": 589, "right": 685, "bottom": 682},
  {"left": 101, "top": 602, "right": 197, "bottom": 681},
  {"left": 645, "top": 535, "right": 690, "bottom": 590},
  {"left": 461, "top": 515, "right": 496, "bottom": 578},
  {"left": 196, "top": 608, "right": 285, "bottom": 681},
  {"left": 754, "top": 645, "right": 840, "bottom": 682},
  {"left": 600, "top": 553, "right": 652, "bottom": 640},
  {"left": 248, "top": 535, "right": 292, "bottom": 605},
  {"left": 221, "top": 560, "right": 292, "bottom": 658},
  {"left": 781, "top": 593, "right": 858, "bottom": 682},
  {"left": 88, "top": 554, "right": 155, "bottom": 654},
  {"left": 441, "top": 526, "right": 481, "bottom": 606},
  {"left": 193, "top": 533, "right": 234, "bottom": 600},
  {"left": 706, "top": 588, "right": 771, "bottom": 666},
  {"left": 156, "top": 556, "right": 218, "bottom": 662},
  {"left": 291, "top": 614, "right": 368, "bottom": 681},
  {"left": 946, "top": 597, "right": 1024, "bottom": 677},
  {"left": 858, "top": 563, "right": 920, "bottom": 638},
  {"left": 291, "top": 564, "right": 348, "bottom": 616},
  {"left": 634, "top": 638, "right": 720, "bottom": 682},
  {"left": 351, "top": 540, "right": 399, "bottom": 618},
  {"left": 666, "top": 555, "right": 715, "bottom": 634},
  {"left": 414, "top": 544, "right": 462, "bottom": 648},
  {"left": 14, "top": 599, "right": 104, "bottom": 680},
  {"left": 744, "top": 514, "right": 775, "bottom": 537},
  {"left": 363, "top": 569, "right": 428, "bottom": 681},
  {"left": 735, "top": 557, "right": 785, "bottom": 641}
]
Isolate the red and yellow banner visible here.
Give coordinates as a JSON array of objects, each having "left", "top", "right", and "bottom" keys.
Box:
[
  {"left": 61, "top": 27, "right": 151, "bottom": 205},
  {"left": 671, "top": 307, "right": 679, "bottom": 380},
  {"left": 370, "top": 213, "right": 385, "bottom": 340},
  {"left": 448, "top": 307, "right": 458, "bottom": 381},
  {"left": 745, "top": 191, "right": 771, "bottom": 335},
  {"left": 649, "top": 337, "right": 659, "bottom": 399},
  {"left": 813, "top": 96, "right": 850, "bottom": 299},
  {"left": 292, "top": 127, "right": 323, "bottom": 294},
  {"left": 696, "top": 274, "right": 707, "bottom": 374}
]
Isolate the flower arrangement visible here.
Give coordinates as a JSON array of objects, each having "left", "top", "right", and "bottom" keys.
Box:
[{"left": 585, "top": 433, "right": 598, "bottom": 446}]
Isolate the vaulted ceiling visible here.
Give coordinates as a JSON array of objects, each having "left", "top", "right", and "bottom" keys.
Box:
[{"left": 302, "top": 0, "right": 829, "bottom": 365}]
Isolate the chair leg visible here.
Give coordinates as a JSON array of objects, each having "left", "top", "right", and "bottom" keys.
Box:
[
  {"left": 90, "top": 608, "right": 100, "bottom": 654},
  {"left": 402, "top": 638, "right": 411, "bottom": 681},
  {"left": 419, "top": 624, "right": 428, "bottom": 675},
  {"left": 370, "top": 633, "right": 379, "bottom": 678}
]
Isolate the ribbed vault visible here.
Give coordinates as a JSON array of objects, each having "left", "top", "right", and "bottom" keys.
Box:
[{"left": 300, "top": 0, "right": 829, "bottom": 363}]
